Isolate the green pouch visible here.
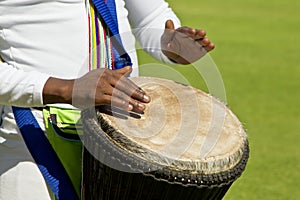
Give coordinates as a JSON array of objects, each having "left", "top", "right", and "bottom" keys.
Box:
[{"left": 43, "top": 106, "right": 82, "bottom": 198}]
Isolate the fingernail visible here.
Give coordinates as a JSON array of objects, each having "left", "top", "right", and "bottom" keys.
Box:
[
  {"left": 143, "top": 95, "right": 150, "bottom": 102},
  {"left": 138, "top": 103, "right": 146, "bottom": 110},
  {"left": 128, "top": 104, "right": 133, "bottom": 111}
]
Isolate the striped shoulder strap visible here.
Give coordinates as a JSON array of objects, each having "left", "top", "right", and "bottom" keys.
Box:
[
  {"left": 88, "top": 0, "right": 132, "bottom": 70},
  {"left": 87, "top": 3, "right": 113, "bottom": 70}
]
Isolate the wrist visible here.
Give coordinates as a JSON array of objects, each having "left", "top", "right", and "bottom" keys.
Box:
[{"left": 43, "top": 77, "right": 74, "bottom": 105}]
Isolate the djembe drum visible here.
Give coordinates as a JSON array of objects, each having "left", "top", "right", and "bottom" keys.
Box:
[{"left": 81, "top": 77, "right": 249, "bottom": 200}]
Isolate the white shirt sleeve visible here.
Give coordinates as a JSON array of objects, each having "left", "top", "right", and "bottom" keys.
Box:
[
  {"left": 0, "top": 0, "right": 88, "bottom": 107},
  {"left": 124, "top": 0, "right": 181, "bottom": 63},
  {"left": 0, "top": 61, "right": 49, "bottom": 107}
]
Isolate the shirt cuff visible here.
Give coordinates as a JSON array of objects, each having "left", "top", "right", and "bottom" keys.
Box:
[{"left": 31, "top": 72, "right": 50, "bottom": 107}]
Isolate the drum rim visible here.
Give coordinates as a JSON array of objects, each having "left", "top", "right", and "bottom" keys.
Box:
[{"left": 82, "top": 107, "right": 249, "bottom": 188}]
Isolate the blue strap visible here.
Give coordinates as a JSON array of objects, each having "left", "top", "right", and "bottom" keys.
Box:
[
  {"left": 12, "top": 107, "right": 78, "bottom": 200},
  {"left": 92, "top": 0, "right": 132, "bottom": 69}
]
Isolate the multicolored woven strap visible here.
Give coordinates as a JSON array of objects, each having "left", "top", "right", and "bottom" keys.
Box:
[
  {"left": 87, "top": 0, "right": 132, "bottom": 71},
  {"left": 87, "top": 2, "right": 113, "bottom": 70}
]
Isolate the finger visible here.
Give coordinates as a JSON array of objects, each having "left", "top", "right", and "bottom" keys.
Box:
[
  {"left": 108, "top": 71, "right": 151, "bottom": 103},
  {"left": 176, "top": 26, "right": 195, "bottom": 36},
  {"left": 162, "top": 20, "right": 176, "bottom": 46},
  {"left": 115, "top": 76, "right": 151, "bottom": 103},
  {"left": 176, "top": 27, "right": 206, "bottom": 40},
  {"left": 165, "top": 19, "right": 175, "bottom": 30},
  {"left": 99, "top": 87, "right": 147, "bottom": 111},
  {"left": 111, "top": 88, "right": 147, "bottom": 111},
  {"left": 205, "top": 42, "right": 215, "bottom": 52},
  {"left": 93, "top": 83, "right": 135, "bottom": 111},
  {"left": 195, "top": 29, "right": 206, "bottom": 39},
  {"left": 198, "top": 38, "right": 210, "bottom": 47},
  {"left": 100, "top": 69, "right": 150, "bottom": 104},
  {"left": 196, "top": 38, "right": 215, "bottom": 52},
  {"left": 98, "top": 94, "right": 134, "bottom": 111}
]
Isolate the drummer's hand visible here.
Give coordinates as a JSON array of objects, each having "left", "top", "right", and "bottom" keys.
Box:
[
  {"left": 43, "top": 67, "right": 151, "bottom": 111},
  {"left": 161, "top": 20, "right": 215, "bottom": 64}
]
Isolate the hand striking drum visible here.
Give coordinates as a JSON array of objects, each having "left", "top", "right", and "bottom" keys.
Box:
[{"left": 81, "top": 77, "right": 249, "bottom": 200}]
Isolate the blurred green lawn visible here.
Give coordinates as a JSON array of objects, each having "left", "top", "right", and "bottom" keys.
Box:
[{"left": 138, "top": 0, "right": 300, "bottom": 199}]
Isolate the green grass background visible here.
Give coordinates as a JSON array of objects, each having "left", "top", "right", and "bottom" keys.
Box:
[{"left": 137, "top": 0, "right": 300, "bottom": 199}]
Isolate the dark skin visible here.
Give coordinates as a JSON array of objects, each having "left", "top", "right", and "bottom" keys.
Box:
[
  {"left": 162, "top": 20, "right": 215, "bottom": 64},
  {"left": 43, "top": 66, "right": 150, "bottom": 111},
  {"left": 42, "top": 20, "right": 214, "bottom": 111}
]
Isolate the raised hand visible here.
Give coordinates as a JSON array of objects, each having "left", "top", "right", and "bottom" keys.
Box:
[{"left": 161, "top": 20, "right": 215, "bottom": 64}]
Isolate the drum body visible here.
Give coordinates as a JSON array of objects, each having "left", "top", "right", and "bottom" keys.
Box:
[{"left": 81, "top": 77, "right": 249, "bottom": 200}]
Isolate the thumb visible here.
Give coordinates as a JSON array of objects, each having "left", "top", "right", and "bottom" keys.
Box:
[
  {"left": 162, "top": 20, "right": 175, "bottom": 46},
  {"left": 115, "top": 66, "right": 132, "bottom": 76},
  {"left": 165, "top": 20, "right": 175, "bottom": 30}
]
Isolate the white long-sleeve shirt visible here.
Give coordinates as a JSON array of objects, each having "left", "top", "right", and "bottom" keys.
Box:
[
  {"left": 0, "top": 0, "right": 180, "bottom": 132},
  {"left": 0, "top": 0, "right": 179, "bottom": 200},
  {"left": 0, "top": 0, "right": 180, "bottom": 106},
  {"left": 0, "top": 1, "right": 180, "bottom": 199}
]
